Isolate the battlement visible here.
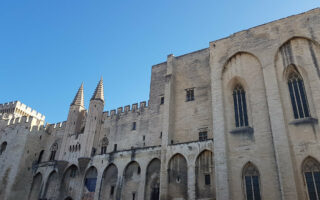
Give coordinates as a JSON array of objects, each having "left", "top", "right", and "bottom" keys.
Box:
[
  {"left": 104, "top": 100, "right": 149, "bottom": 118},
  {"left": 0, "top": 101, "right": 45, "bottom": 121},
  {"left": 2, "top": 115, "right": 66, "bottom": 133}
]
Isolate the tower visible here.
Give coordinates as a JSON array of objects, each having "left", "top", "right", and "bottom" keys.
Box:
[
  {"left": 59, "top": 83, "right": 86, "bottom": 160},
  {"left": 80, "top": 77, "right": 105, "bottom": 158}
]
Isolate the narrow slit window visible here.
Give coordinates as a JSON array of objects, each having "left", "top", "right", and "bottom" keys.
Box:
[
  {"left": 233, "top": 85, "right": 249, "bottom": 127},
  {"left": 288, "top": 70, "right": 310, "bottom": 119},
  {"left": 132, "top": 122, "right": 136, "bottom": 130}
]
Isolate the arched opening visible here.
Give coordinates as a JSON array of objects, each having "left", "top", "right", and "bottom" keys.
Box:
[
  {"left": 302, "top": 157, "right": 320, "bottom": 200},
  {"left": 0, "top": 141, "right": 7, "bottom": 155},
  {"left": 100, "top": 164, "right": 118, "bottom": 200},
  {"left": 60, "top": 165, "right": 78, "bottom": 199},
  {"left": 145, "top": 158, "right": 161, "bottom": 200},
  {"left": 122, "top": 161, "right": 141, "bottom": 200},
  {"left": 44, "top": 171, "right": 60, "bottom": 199},
  {"left": 28, "top": 173, "right": 42, "bottom": 200},
  {"left": 82, "top": 166, "right": 98, "bottom": 200},
  {"left": 167, "top": 153, "right": 188, "bottom": 200},
  {"left": 195, "top": 150, "right": 215, "bottom": 199},
  {"left": 243, "top": 162, "right": 261, "bottom": 200}
]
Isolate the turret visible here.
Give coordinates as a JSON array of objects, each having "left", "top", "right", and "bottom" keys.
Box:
[
  {"left": 80, "top": 77, "right": 105, "bottom": 157},
  {"left": 59, "top": 83, "right": 86, "bottom": 159}
]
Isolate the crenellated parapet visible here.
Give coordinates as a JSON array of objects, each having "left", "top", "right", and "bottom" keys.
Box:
[
  {"left": 0, "top": 101, "right": 45, "bottom": 121},
  {"left": 1, "top": 115, "right": 66, "bottom": 134},
  {"left": 103, "top": 100, "right": 149, "bottom": 118}
]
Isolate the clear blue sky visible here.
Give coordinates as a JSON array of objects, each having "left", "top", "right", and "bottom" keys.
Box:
[{"left": 0, "top": 0, "right": 319, "bottom": 123}]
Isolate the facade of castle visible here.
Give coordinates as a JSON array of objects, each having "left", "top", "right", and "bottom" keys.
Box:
[{"left": 1, "top": 8, "right": 320, "bottom": 200}]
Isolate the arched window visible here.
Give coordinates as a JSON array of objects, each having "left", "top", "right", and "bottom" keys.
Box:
[
  {"left": 302, "top": 157, "right": 320, "bottom": 200},
  {"left": 243, "top": 162, "right": 261, "bottom": 200},
  {"left": 233, "top": 84, "right": 249, "bottom": 127},
  {"left": 49, "top": 143, "right": 58, "bottom": 161},
  {"left": 0, "top": 142, "right": 7, "bottom": 155},
  {"left": 287, "top": 70, "right": 310, "bottom": 119}
]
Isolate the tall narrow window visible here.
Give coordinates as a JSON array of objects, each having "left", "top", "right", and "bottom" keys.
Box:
[
  {"left": 243, "top": 162, "right": 261, "bottom": 200},
  {"left": 233, "top": 84, "right": 249, "bottom": 127},
  {"left": 287, "top": 70, "right": 310, "bottom": 119},
  {"left": 303, "top": 157, "right": 320, "bottom": 200},
  {"left": 0, "top": 142, "right": 7, "bottom": 155},
  {"left": 160, "top": 96, "right": 164, "bottom": 105},
  {"left": 186, "top": 88, "right": 195, "bottom": 101},
  {"left": 132, "top": 122, "right": 136, "bottom": 130}
]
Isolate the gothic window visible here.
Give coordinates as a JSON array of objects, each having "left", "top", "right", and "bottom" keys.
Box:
[
  {"left": 186, "top": 88, "right": 195, "bottom": 101},
  {"left": 243, "top": 162, "right": 261, "bottom": 200},
  {"left": 233, "top": 84, "right": 249, "bottom": 127},
  {"left": 49, "top": 143, "right": 58, "bottom": 161},
  {"left": 0, "top": 141, "right": 7, "bottom": 155},
  {"left": 287, "top": 70, "right": 310, "bottom": 119},
  {"left": 302, "top": 157, "right": 320, "bottom": 200}
]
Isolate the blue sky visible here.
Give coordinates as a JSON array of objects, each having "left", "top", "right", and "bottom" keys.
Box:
[{"left": 0, "top": 0, "right": 319, "bottom": 123}]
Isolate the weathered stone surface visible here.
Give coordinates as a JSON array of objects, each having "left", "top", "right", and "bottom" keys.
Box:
[{"left": 0, "top": 8, "right": 319, "bottom": 200}]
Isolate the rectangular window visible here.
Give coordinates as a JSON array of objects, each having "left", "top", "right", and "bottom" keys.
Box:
[
  {"left": 114, "top": 144, "right": 117, "bottom": 152},
  {"left": 186, "top": 88, "right": 194, "bottom": 101},
  {"left": 132, "top": 122, "right": 136, "bottom": 130},
  {"left": 199, "top": 131, "right": 208, "bottom": 141},
  {"left": 143, "top": 135, "right": 145, "bottom": 141},
  {"left": 205, "top": 174, "right": 211, "bottom": 185},
  {"left": 160, "top": 96, "right": 164, "bottom": 105},
  {"left": 110, "top": 185, "right": 115, "bottom": 196}
]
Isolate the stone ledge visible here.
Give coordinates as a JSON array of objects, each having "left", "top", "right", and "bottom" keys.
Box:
[
  {"left": 230, "top": 126, "right": 254, "bottom": 134},
  {"left": 289, "top": 117, "right": 318, "bottom": 125}
]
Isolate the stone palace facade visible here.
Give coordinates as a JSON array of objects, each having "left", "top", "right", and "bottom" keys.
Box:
[{"left": 0, "top": 8, "right": 320, "bottom": 200}]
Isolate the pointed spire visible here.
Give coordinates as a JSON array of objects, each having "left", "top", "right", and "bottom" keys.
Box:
[
  {"left": 71, "top": 83, "right": 84, "bottom": 107},
  {"left": 91, "top": 77, "right": 104, "bottom": 102}
]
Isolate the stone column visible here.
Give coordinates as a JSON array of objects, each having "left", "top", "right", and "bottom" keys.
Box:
[
  {"left": 262, "top": 60, "right": 299, "bottom": 200},
  {"left": 188, "top": 164, "right": 196, "bottom": 200},
  {"left": 137, "top": 164, "right": 147, "bottom": 200},
  {"left": 94, "top": 171, "right": 103, "bottom": 200},
  {"left": 209, "top": 42, "right": 230, "bottom": 200},
  {"left": 159, "top": 54, "right": 176, "bottom": 200}
]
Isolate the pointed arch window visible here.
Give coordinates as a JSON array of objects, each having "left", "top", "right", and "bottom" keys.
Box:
[
  {"left": 303, "top": 157, "right": 320, "bottom": 200},
  {"left": 233, "top": 84, "right": 249, "bottom": 127},
  {"left": 243, "top": 163, "right": 261, "bottom": 200},
  {"left": 287, "top": 70, "right": 310, "bottom": 119}
]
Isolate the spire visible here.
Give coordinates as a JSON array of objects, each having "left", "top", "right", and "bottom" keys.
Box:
[
  {"left": 71, "top": 83, "right": 84, "bottom": 107},
  {"left": 91, "top": 77, "right": 104, "bottom": 102}
]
